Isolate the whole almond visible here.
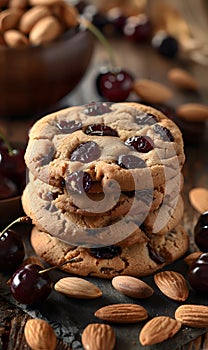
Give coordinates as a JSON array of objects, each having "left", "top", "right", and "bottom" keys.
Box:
[
  {"left": 167, "top": 68, "right": 198, "bottom": 91},
  {"left": 189, "top": 187, "right": 208, "bottom": 213},
  {"left": 8, "top": 0, "right": 28, "bottom": 9},
  {"left": 29, "top": 0, "right": 63, "bottom": 5},
  {"left": 184, "top": 251, "right": 202, "bottom": 266},
  {"left": 61, "top": 3, "right": 78, "bottom": 28},
  {"left": 4, "top": 29, "right": 29, "bottom": 47},
  {"left": 176, "top": 103, "right": 208, "bottom": 122},
  {"left": 94, "top": 304, "right": 148, "bottom": 323},
  {"left": 24, "top": 318, "right": 57, "bottom": 350},
  {"left": 82, "top": 323, "right": 116, "bottom": 350},
  {"left": 175, "top": 305, "right": 208, "bottom": 328},
  {"left": 19, "top": 5, "right": 52, "bottom": 34},
  {"left": 154, "top": 271, "right": 189, "bottom": 302},
  {"left": 29, "top": 15, "right": 62, "bottom": 45},
  {"left": 112, "top": 275, "right": 154, "bottom": 299},
  {"left": 0, "top": 8, "right": 22, "bottom": 32},
  {"left": 133, "top": 79, "right": 173, "bottom": 103},
  {"left": 54, "top": 277, "right": 102, "bottom": 299},
  {"left": 139, "top": 316, "right": 181, "bottom": 345}
]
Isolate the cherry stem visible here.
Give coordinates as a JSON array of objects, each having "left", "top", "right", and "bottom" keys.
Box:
[
  {"left": 39, "top": 257, "right": 82, "bottom": 274},
  {"left": 79, "top": 16, "right": 117, "bottom": 70},
  {"left": 0, "top": 130, "right": 13, "bottom": 156},
  {"left": 1, "top": 216, "right": 31, "bottom": 236}
]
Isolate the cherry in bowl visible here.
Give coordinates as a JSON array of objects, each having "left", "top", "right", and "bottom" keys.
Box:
[{"left": 188, "top": 253, "right": 208, "bottom": 294}]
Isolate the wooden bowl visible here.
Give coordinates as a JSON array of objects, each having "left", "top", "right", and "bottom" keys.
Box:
[{"left": 0, "top": 29, "right": 94, "bottom": 118}]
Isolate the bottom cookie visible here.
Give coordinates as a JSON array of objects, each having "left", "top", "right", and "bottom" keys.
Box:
[{"left": 30, "top": 225, "right": 189, "bottom": 279}]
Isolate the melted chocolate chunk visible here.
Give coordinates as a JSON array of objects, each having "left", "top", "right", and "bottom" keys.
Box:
[
  {"left": 70, "top": 141, "right": 101, "bottom": 163},
  {"left": 153, "top": 124, "right": 174, "bottom": 142},
  {"left": 135, "top": 189, "right": 153, "bottom": 206},
  {"left": 117, "top": 154, "right": 146, "bottom": 169},
  {"left": 125, "top": 136, "right": 154, "bottom": 153},
  {"left": 136, "top": 112, "right": 157, "bottom": 125},
  {"left": 84, "top": 102, "right": 112, "bottom": 116},
  {"left": 56, "top": 120, "right": 82, "bottom": 134},
  {"left": 147, "top": 244, "right": 166, "bottom": 264},
  {"left": 85, "top": 124, "right": 118, "bottom": 136},
  {"left": 89, "top": 245, "right": 122, "bottom": 259},
  {"left": 65, "top": 171, "right": 92, "bottom": 194}
]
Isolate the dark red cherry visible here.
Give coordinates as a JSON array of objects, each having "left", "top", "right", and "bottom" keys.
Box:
[
  {"left": 117, "top": 154, "right": 146, "bottom": 169},
  {"left": 97, "top": 69, "right": 134, "bottom": 102},
  {"left": 106, "top": 7, "right": 127, "bottom": 33},
  {"left": 123, "top": 14, "right": 152, "bottom": 42},
  {"left": 85, "top": 124, "right": 118, "bottom": 137},
  {"left": 89, "top": 245, "right": 121, "bottom": 259},
  {"left": 188, "top": 253, "right": 208, "bottom": 294},
  {"left": 152, "top": 31, "right": 179, "bottom": 58},
  {"left": 70, "top": 141, "right": 101, "bottom": 163},
  {"left": 10, "top": 264, "right": 52, "bottom": 304},
  {"left": 0, "top": 175, "right": 18, "bottom": 199},
  {"left": 0, "top": 229, "right": 25, "bottom": 272},
  {"left": 125, "top": 136, "right": 154, "bottom": 152},
  {"left": 65, "top": 171, "right": 92, "bottom": 194},
  {"left": 84, "top": 102, "right": 112, "bottom": 116},
  {"left": 194, "top": 212, "right": 208, "bottom": 252}
]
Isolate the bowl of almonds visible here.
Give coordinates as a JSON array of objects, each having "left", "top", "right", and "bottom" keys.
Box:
[{"left": 0, "top": 0, "right": 94, "bottom": 117}]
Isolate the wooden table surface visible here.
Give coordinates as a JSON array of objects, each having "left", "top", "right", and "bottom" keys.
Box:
[{"left": 0, "top": 36, "right": 208, "bottom": 349}]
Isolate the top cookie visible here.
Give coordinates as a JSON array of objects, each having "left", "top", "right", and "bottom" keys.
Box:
[{"left": 25, "top": 102, "right": 185, "bottom": 192}]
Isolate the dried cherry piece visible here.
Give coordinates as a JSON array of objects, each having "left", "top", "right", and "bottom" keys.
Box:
[
  {"left": 84, "top": 102, "right": 112, "bottom": 116},
  {"left": 117, "top": 154, "right": 146, "bottom": 169},
  {"left": 70, "top": 141, "right": 101, "bottom": 163},
  {"left": 135, "top": 112, "right": 157, "bottom": 125},
  {"left": 57, "top": 120, "right": 82, "bottom": 134},
  {"left": 89, "top": 245, "right": 121, "bottom": 259},
  {"left": 85, "top": 124, "right": 118, "bottom": 137},
  {"left": 125, "top": 136, "right": 154, "bottom": 152},
  {"left": 154, "top": 124, "right": 174, "bottom": 142},
  {"left": 147, "top": 244, "right": 166, "bottom": 264},
  {"left": 66, "top": 171, "right": 92, "bottom": 194}
]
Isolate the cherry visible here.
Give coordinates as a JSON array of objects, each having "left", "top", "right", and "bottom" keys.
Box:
[
  {"left": 123, "top": 14, "right": 152, "bottom": 42},
  {"left": 96, "top": 69, "right": 134, "bottom": 102},
  {"left": 152, "top": 31, "right": 179, "bottom": 58},
  {"left": 194, "top": 211, "right": 208, "bottom": 252},
  {"left": 10, "top": 264, "right": 52, "bottom": 304},
  {"left": 0, "top": 216, "right": 30, "bottom": 272},
  {"left": 188, "top": 253, "right": 208, "bottom": 294}
]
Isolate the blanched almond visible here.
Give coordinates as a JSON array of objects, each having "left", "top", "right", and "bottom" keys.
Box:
[
  {"left": 189, "top": 187, "right": 208, "bottom": 213},
  {"left": 167, "top": 68, "right": 198, "bottom": 91},
  {"left": 82, "top": 323, "right": 116, "bottom": 350},
  {"left": 133, "top": 79, "right": 173, "bottom": 103},
  {"left": 4, "top": 29, "right": 29, "bottom": 47},
  {"left": 177, "top": 103, "right": 208, "bottom": 122},
  {"left": 24, "top": 318, "right": 57, "bottom": 350},
  {"left": 112, "top": 275, "right": 154, "bottom": 299},
  {"left": 139, "top": 316, "right": 181, "bottom": 345},
  {"left": 95, "top": 303, "right": 148, "bottom": 323},
  {"left": 29, "top": 15, "right": 62, "bottom": 45},
  {"left": 19, "top": 5, "right": 51, "bottom": 34},
  {"left": 54, "top": 277, "right": 102, "bottom": 299},
  {"left": 154, "top": 271, "right": 189, "bottom": 302}
]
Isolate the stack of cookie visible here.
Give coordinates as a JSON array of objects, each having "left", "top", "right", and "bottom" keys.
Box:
[{"left": 22, "top": 102, "right": 189, "bottom": 278}]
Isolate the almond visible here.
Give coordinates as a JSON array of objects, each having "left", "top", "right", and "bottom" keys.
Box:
[
  {"left": 184, "top": 251, "right": 202, "bottom": 266},
  {"left": 24, "top": 318, "right": 57, "bottom": 350},
  {"left": 29, "top": 15, "right": 62, "bottom": 45},
  {"left": 29, "top": 0, "right": 62, "bottom": 5},
  {"left": 81, "top": 323, "right": 116, "bottom": 350},
  {"left": 167, "top": 68, "right": 198, "bottom": 91},
  {"left": 52, "top": 2, "right": 78, "bottom": 28},
  {"left": 139, "top": 316, "right": 181, "bottom": 345},
  {"left": 154, "top": 271, "right": 189, "bottom": 302},
  {"left": 8, "top": 0, "right": 28, "bottom": 9},
  {"left": 94, "top": 304, "right": 148, "bottom": 323},
  {"left": 175, "top": 305, "right": 208, "bottom": 328},
  {"left": 112, "top": 275, "right": 154, "bottom": 299},
  {"left": 176, "top": 103, "right": 208, "bottom": 122},
  {"left": 133, "top": 79, "right": 173, "bottom": 104},
  {"left": 0, "top": 8, "right": 22, "bottom": 32},
  {"left": 19, "top": 5, "right": 52, "bottom": 34},
  {"left": 4, "top": 29, "right": 29, "bottom": 47},
  {"left": 189, "top": 187, "right": 208, "bottom": 213},
  {"left": 54, "top": 277, "right": 102, "bottom": 299}
]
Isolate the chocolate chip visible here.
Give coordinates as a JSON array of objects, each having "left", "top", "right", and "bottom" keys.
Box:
[
  {"left": 89, "top": 245, "right": 122, "bottom": 259},
  {"left": 65, "top": 171, "right": 92, "bottom": 194},
  {"left": 70, "top": 141, "right": 101, "bottom": 163},
  {"left": 125, "top": 136, "right": 154, "bottom": 152},
  {"left": 136, "top": 112, "right": 157, "bottom": 125},
  {"left": 153, "top": 124, "right": 174, "bottom": 142},
  {"left": 56, "top": 120, "right": 82, "bottom": 134},
  {"left": 117, "top": 154, "right": 146, "bottom": 169},
  {"left": 85, "top": 124, "right": 118, "bottom": 136},
  {"left": 84, "top": 102, "right": 112, "bottom": 116}
]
